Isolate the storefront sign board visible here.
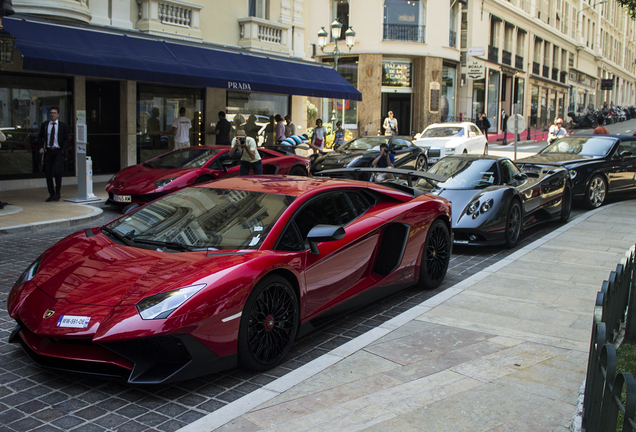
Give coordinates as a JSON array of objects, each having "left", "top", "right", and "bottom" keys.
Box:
[{"left": 467, "top": 60, "right": 486, "bottom": 80}]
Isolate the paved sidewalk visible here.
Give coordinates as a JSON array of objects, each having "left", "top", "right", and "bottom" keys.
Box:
[
  {"left": 0, "top": 182, "right": 108, "bottom": 234},
  {"left": 178, "top": 200, "right": 636, "bottom": 432}
]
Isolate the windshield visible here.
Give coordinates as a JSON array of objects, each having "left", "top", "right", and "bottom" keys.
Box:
[
  {"left": 540, "top": 136, "right": 616, "bottom": 157},
  {"left": 339, "top": 137, "right": 390, "bottom": 151},
  {"left": 145, "top": 148, "right": 220, "bottom": 169},
  {"left": 105, "top": 188, "right": 294, "bottom": 250},
  {"left": 421, "top": 127, "right": 464, "bottom": 138},
  {"left": 415, "top": 158, "right": 499, "bottom": 190}
]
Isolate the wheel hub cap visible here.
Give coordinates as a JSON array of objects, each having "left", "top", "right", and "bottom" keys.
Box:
[{"left": 264, "top": 315, "right": 275, "bottom": 331}]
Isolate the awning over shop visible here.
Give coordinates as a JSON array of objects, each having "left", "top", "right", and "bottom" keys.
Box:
[{"left": 3, "top": 18, "right": 362, "bottom": 101}]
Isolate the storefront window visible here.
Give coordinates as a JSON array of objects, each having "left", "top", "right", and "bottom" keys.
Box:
[
  {"left": 472, "top": 78, "right": 486, "bottom": 121},
  {"left": 514, "top": 77, "right": 524, "bottom": 115},
  {"left": 487, "top": 69, "right": 500, "bottom": 133},
  {"left": 137, "top": 84, "right": 204, "bottom": 163},
  {"left": 383, "top": 0, "right": 426, "bottom": 42},
  {"left": 227, "top": 91, "right": 289, "bottom": 146},
  {"left": 0, "top": 73, "right": 73, "bottom": 180},
  {"left": 540, "top": 87, "right": 548, "bottom": 127},
  {"left": 323, "top": 57, "right": 358, "bottom": 129},
  {"left": 441, "top": 63, "right": 456, "bottom": 122},
  {"left": 530, "top": 85, "right": 539, "bottom": 127}
]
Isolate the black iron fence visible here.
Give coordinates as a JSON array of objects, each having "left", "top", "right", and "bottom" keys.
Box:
[
  {"left": 382, "top": 24, "right": 425, "bottom": 42},
  {"left": 583, "top": 244, "right": 636, "bottom": 431}
]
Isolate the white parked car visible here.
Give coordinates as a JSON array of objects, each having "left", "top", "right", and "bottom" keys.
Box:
[{"left": 413, "top": 122, "right": 488, "bottom": 165}]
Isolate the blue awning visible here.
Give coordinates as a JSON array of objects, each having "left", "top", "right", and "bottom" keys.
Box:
[{"left": 3, "top": 18, "right": 362, "bottom": 101}]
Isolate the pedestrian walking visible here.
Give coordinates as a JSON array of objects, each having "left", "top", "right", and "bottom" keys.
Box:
[
  {"left": 383, "top": 111, "right": 398, "bottom": 136},
  {"left": 275, "top": 114, "right": 286, "bottom": 143},
  {"left": 311, "top": 119, "right": 326, "bottom": 152},
  {"left": 333, "top": 121, "right": 345, "bottom": 149},
  {"left": 38, "top": 106, "right": 70, "bottom": 202},
  {"left": 163, "top": 107, "right": 192, "bottom": 149},
  {"left": 593, "top": 116, "right": 610, "bottom": 135},
  {"left": 501, "top": 109, "right": 508, "bottom": 144}
]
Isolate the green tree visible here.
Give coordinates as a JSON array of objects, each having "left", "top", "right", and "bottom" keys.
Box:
[{"left": 617, "top": 0, "right": 636, "bottom": 19}]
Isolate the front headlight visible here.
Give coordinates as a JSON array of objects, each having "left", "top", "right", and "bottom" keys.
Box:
[
  {"left": 568, "top": 169, "right": 578, "bottom": 179},
  {"left": 154, "top": 176, "right": 178, "bottom": 188},
  {"left": 136, "top": 284, "right": 206, "bottom": 320},
  {"left": 444, "top": 147, "right": 456, "bottom": 155},
  {"left": 480, "top": 199, "right": 494, "bottom": 213},
  {"left": 15, "top": 254, "right": 43, "bottom": 286},
  {"left": 467, "top": 200, "right": 480, "bottom": 215},
  {"left": 346, "top": 156, "right": 363, "bottom": 167}
]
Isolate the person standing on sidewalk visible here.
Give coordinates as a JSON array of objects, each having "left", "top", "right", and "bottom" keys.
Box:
[
  {"left": 38, "top": 106, "right": 70, "bottom": 202},
  {"left": 383, "top": 111, "right": 398, "bottom": 136},
  {"left": 311, "top": 118, "right": 326, "bottom": 152},
  {"left": 163, "top": 107, "right": 191, "bottom": 149},
  {"left": 208, "top": 111, "right": 232, "bottom": 145},
  {"left": 284, "top": 115, "right": 297, "bottom": 138},
  {"left": 501, "top": 109, "right": 509, "bottom": 144},
  {"left": 275, "top": 114, "right": 286, "bottom": 143},
  {"left": 476, "top": 112, "right": 491, "bottom": 141},
  {"left": 229, "top": 130, "right": 261, "bottom": 176}
]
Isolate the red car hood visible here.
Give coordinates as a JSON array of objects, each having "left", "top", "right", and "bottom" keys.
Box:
[
  {"left": 110, "top": 164, "right": 199, "bottom": 194},
  {"left": 32, "top": 234, "right": 240, "bottom": 307}
]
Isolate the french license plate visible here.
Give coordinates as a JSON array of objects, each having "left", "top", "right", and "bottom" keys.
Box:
[
  {"left": 113, "top": 194, "right": 131, "bottom": 203},
  {"left": 57, "top": 315, "right": 91, "bottom": 328}
]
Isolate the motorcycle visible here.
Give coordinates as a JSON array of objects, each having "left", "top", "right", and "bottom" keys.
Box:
[{"left": 568, "top": 111, "right": 598, "bottom": 129}]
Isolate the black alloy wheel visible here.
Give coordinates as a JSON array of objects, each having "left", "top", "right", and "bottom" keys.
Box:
[
  {"left": 238, "top": 275, "right": 299, "bottom": 371},
  {"left": 415, "top": 154, "right": 427, "bottom": 171},
  {"left": 504, "top": 200, "right": 522, "bottom": 248},
  {"left": 560, "top": 184, "right": 572, "bottom": 222},
  {"left": 288, "top": 166, "right": 308, "bottom": 176},
  {"left": 418, "top": 219, "right": 451, "bottom": 289},
  {"left": 585, "top": 175, "right": 607, "bottom": 209}
]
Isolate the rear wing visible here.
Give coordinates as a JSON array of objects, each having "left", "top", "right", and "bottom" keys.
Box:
[{"left": 316, "top": 167, "right": 448, "bottom": 187}]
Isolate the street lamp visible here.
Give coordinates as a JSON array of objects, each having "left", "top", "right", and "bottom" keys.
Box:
[
  {"left": 317, "top": 18, "right": 356, "bottom": 131},
  {"left": 0, "top": 0, "right": 16, "bottom": 70}
]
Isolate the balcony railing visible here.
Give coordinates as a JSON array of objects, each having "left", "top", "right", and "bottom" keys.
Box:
[
  {"left": 238, "top": 17, "right": 291, "bottom": 54},
  {"left": 137, "top": 0, "right": 203, "bottom": 40},
  {"left": 532, "top": 61, "right": 540, "bottom": 74},
  {"left": 383, "top": 24, "right": 425, "bottom": 43},
  {"left": 515, "top": 55, "right": 524, "bottom": 69},
  {"left": 502, "top": 50, "right": 511, "bottom": 65},
  {"left": 542, "top": 65, "right": 549, "bottom": 78},
  {"left": 449, "top": 30, "right": 457, "bottom": 48},
  {"left": 551, "top": 67, "right": 559, "bottom": 81},
  {"left": 488, "top": 45, "right": 499, "bottom": 63}
]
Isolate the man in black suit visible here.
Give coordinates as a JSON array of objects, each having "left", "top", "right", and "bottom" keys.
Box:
[{"left": 38, "top": 106, "right": 70, "bottom": 202}]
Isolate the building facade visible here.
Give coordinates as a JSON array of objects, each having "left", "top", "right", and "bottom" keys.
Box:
[
  {"left": 458, "top": 0, "right": 636, "bottom": 136},
  {"left": 0, "top": 0, "right": 361, "bottom": 190}
]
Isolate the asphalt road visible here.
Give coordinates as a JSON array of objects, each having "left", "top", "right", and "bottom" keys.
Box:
[{"left": 0, "top": 122, "right": 634, "bottom": 431}]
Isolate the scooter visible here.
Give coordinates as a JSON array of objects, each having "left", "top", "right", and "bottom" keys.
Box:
[{"left": 568, "top": 111, "right": 598, "bottom": 129}]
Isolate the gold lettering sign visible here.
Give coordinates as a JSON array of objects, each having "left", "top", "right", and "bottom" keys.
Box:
[{"left": 382, "top": 60, "right": 412, "bottom": 87}]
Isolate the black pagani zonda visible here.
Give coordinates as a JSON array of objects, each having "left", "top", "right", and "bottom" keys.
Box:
[{"left": 411, "top": 155, "right": 572, "bottom": 247}]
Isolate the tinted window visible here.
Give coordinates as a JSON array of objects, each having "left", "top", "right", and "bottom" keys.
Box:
[
  {"left": 421, "top": 158, "right": 499, "bottom": 190},
  {"left": 470, "top": 125, "right": 481, "bottom": 135},
  {"left": 540, "top": 136, "right": 616, "bottom": 156},
  {"left": 500, "top": 159, "right": 520, "bottom": 184},
  {"left": 422, "top": 127, "right": 464, "bottom": 138},
  {"left": 617, "top": 141, "right": 636, "bottom": 157},
  {"left": 144, "top": 148, "right": 220, "bottom": 169},
  {"left": 295, "top": 191, "right": 368, "bottom": 239}
]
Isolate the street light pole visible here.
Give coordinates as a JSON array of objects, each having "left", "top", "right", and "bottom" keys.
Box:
[{"left": 318, "top": 19, "right": 355, "bottom": 132}]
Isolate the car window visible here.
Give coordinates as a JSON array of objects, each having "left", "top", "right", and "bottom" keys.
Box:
[
  {"left": 540, "top": 136, "right": 616, "bottom": 156},
  {"left": 500, "top": 159, "right": 520, "bottom": 184},
  {"left": 392, "top": 138, "right": 409, "bottom": 147},
  {"left": 278, "top": 191, "right": 371, "bottom": 251},
  {"left": 422, "top": 127, "right": 464, "bottom": 138},
  {"left": 617, "top": 141, "right": 636, "bottom": 157},
  {"left": 145, "top": 148, "right": 220, "bottom": 169},
  {"left": 469, "top": 125, "right": 481, "bottom": 135},
  {"left": 422, "top": 158, "right": 499, "bottom": 189}
]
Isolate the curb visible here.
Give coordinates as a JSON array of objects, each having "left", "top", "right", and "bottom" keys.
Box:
[{"left": 0, "top": 204, "right": 105, "bottom": 236}]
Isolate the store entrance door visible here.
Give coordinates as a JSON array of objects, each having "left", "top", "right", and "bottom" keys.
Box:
[
  {"left": 382, "top": 93, "right": 411, "bottom": 137},
  {"left": 86, "top": 81, "right": 120, "bottom": 175}
]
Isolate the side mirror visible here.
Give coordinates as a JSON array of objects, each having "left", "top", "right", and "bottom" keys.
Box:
[
  {"left": 620, "top": 150, "right": 633, "bottom": 158},
  {"left": 513, "top": 172, "right": 528, "bottom": 182},
  {"left": 468, "top": 132, "right": 477, "bottom": 138},
  {"left": 307, "top": 224, "right": 345, "bottom": 255},
  {"left": 391, "top": 144, "right": 404, "bottom": 151}
]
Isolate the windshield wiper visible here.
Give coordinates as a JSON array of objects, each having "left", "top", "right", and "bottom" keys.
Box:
[
  {"left": 101, "top": 226, "right": 135, "bottom": 246},
  {"left": 131, "top": 238, "right": 196, "bottom": 252}
]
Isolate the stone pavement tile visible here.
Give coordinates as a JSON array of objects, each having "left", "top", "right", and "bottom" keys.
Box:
[
  {"left": 450, "top": 343, "right": 565, "bottom": 383},
  {"left": 363, "top": 325, "right": 493, "bottom": 366},
  {"left": 384, "top": 338, "right": 506, "bottom": 383},
  {"left": 486, "top": 399, "right": 576, "bottom": 432},
  {"left": 397, "top": 381, "right": 552, "bottom": 432},
  {"left": 503, "top": 358, "right": 586, "bottom": 395},
  {"left": 368, "top": 320, "right": 439, "bottom": 347},
  {"left": 257, "top": 351, "right": 399, "bottom": 409},
  {"left": 214, "top": 417, "right": 263, "bottom": 432},
  {"left": 360, "top": 416, "right": 423, "bottom": 431},
  {"left": 244, "top": 373, "right": 402, "bottom": 428},
  {"left": 351, "top": 369, "right": 482, "bottom": 416}
]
